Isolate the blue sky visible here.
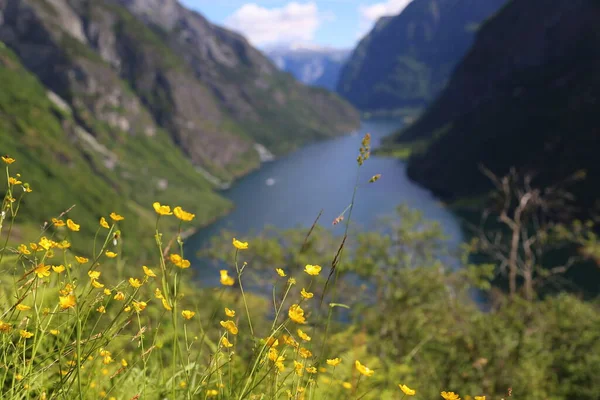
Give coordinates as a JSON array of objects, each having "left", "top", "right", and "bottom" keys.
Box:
[{"left": 180, "top": 0, "right": 413, "bottom": 49}]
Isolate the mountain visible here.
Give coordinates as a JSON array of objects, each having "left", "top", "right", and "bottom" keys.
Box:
[
  {"left": 266, "top": 46, "right": 350, "bottom": 91},
  {"left": 387, "top": 0, "right": 600, "bottom": 215},
  {"left": 0, "top": 0, "right": 359, "bottom": 254},
  {"left": 337, "top": 0, "right": 507, "bottom": 113}
]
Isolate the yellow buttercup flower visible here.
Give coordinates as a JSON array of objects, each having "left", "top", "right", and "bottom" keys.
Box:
[
  {"left": 8, "top": 177, "right": 21, "bottom": 185},
  {"left": 34, "top": 264, "right": 51, "bottom": 278},
  {"left": 50, "top": 329, "right": 60, "bottom": 336},
  {"left": 91, "top": 279, "right": 104, "bottom": 289},
  {"left": 20, "top": 330, "right": 34, "bottom": 339},
  {"left": 297, "top": 329, "right": 311, "bottom": 341},
  {"left": 220, "top": 270, "right": 235, "bottom": 286},
  {"left": 2, "top": 156, "right": 15, "bottom": 164},
  {"left": 51, "top": 218, "right": 65, "bottom": 227},
  {"left": 342, "top": 382, "right": 352, "bottom": 389},
  {"left": 52, "top": 265, "right": 65, "bottom": 273},
  {"left": 232, "top": 238, "right": 249, "bottom": 250},
  {"left": 298, "top": 347, "right": 312, "bottom": 359},
  {"left": 326, "top": 358, "right": 341, "bottom": 366},
  {"left": 399, "top": 384, "right": 416, "bottom": 396},
  {"left": 225, "top": 308, "right": 236, "bottom": 317},
  {"left": 441, "top": 392, "right": 460, "bottom": 400},
  {"left": 301, "top": 288, "right": 313, "bottom": 299},
  {"left": 161, "top": 297, "right": 172, "bottom": 311},
  {"left": 0, "top": 321, "right": 12, "bottom": 333},
  {"left": 100, "top": 217, "right": 109, "bottom": 229},
  {"left": 75, "top": 256, "right": 89, "bottom": 264},
  {"left": 288, "top": 304, "right": 306, "bottom": 324},
  {"left": 306, "top": 366, "right": 317, "bottom": 374},
  {"left": 110, "top": 212, "right": 124, "bottom": 221},
  {"left": 153, "top": 202, "right": 172, "bottom": 216},
  {"left": 17, "top": 244, "right": 30, "bottom": 255},
  {"left": 132, "top": 301, "right": 147, "bottom": 313},
  {"left": 221, "top": 337, "right": 233, "bottom": 348},
  {"left": 181, "top": 310, "right": 195, "bottom": 320},
  {"left": 103, "top": 288, "right": 111, "bottom": 296},
  {"left": 276, "top": 268, "right": 286, "bottom": 277},
  {"left": 114, "top": 292, "right": 125, "bottom": 301},
  {"left": 66, "top": 219, "right": 80, "bottom": 232},
  {"left": 173, "top": 206, "right": 195, "bottom": 221},
  {"left": 105, "top": 251, "right": 117, "bottom": 258},
  {"left": 16, "top": 304, "right": 31, "bottom": 311},
  {"left": 169, "top": 254, "right": 191, "bottom": 268},
  {"left": 97, "top": 306, "right": 106, "bottom": 314},
  {"left": 39, "top": 237, "right": 53, "bottom": 250},
  {"left": 59, "top": 295, "right": 76, "bottom": 310},
  {"left": 88, "top": 270, "right": 101, "bottom": 280},
  {"left": 129, "top": 278, "right": 142, "bottom": 288},
  {"left": 142, "top": 266, "right": 156, "bottom": 277},
  {"left": 474, "top": 397, "right": 485, "bottom": 400},
  {"left": 355, "top": 360, "right": 374, "bottom": 377},
  {"left": 220, "top": 320, "right": 238, "bottom": 335},
  {"left": 304, "top": 264, "right": 321, "bottom": 276}
]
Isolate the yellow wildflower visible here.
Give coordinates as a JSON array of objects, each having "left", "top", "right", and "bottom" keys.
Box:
[
  {"left": 114, "top": 292, "right": 125, "bottom": 301},
  {"left": 56, "top": 240, "right": 71, "bottom": 249},
  {"left": 326, "top": 358, "right": 341, "bottom": 366},
  {"left": 173, "top": 206, "right": 195, "bottom": 221},
  {"left": 206, "top": 390, "right": 218, "bottom": 397},
  {"left": 294, "top": 361, "right": 304, "bottom": 376},
  {"left": 75, "top": 256, "right": 89, "bottom": 264},
  {"left": 66, "top": 219, "right": 80, "bottom": 232},
  {"left": 0, "top": 321, "right": 12, "bottom": 333},
  {"left": 121, "top": 359, "right": 128, "bottom": 367},
  {"left": 16, "top": 304, "right": 31, "bottom": 311},
  {"left": 50, "top": 329, "right": 60, "bottom": 335},
  {"left": 154, "top": 288, "right": 164, "bottom": 299},
  {"left": 221, "top": 337, "right": 233, "bottom": 348},
  {"left": 97, "top": 306, "right": 106, "bottom": 314},
  {"left": 105, "top": 251, "right": 117, "bottom": 258},
  {"left": 342, "top": 382, "right": 352, "bottom": 390},
  {"left": 355, "top": 360, "right": 374, "bottom": 377},
  {"left": 306, "top": 366, "right": 317, "bottom": 374},
  {"left": 88, "top": 270, "right": 101, "bottom": 280},
  {"left": 110, "top": 212, "right": 124, "bottom": 221},
  {"left": 441, "top": 392, "right": 461, "bottom": 400},
  {"left": 129, "top": 278, "right": 142, "bottom": 288},
  {"left": 269, "top": 347, "right": 279, "bottom": 362},
  {"left": 276, "top": 268, "right": 286, "bottom": 277},
  {"left": 161, "top": 297, "right": 172, "bottom": 311},
  {"left": 304, "top": 264, "right": 321, "bottom": 276},
  {"left": 91, "top": 279, "right": 104, "bottom": 289},
  {"left": 181, "top": 310, "right": 195, "bottom": 320},
  {"left": 17, "top": 244, "right": 30, "bottom": 255},
  {"left": 59, "top": 294, "right": 76, "bottom": 310},
  {"left": 299, "top": 348, "right": 312, "bottom": 359},
  {"left": 288, "top": 304, "right": 306, "bottom": 324},
  {"left": 142, "top": 265, "right": 156, "bottom": 277},
  {"left": 100, "top": 217, "right": 109, "bottom": 229},
  {"left": 220, "top": 320, "right": 238, "bottom": 335},
  {"left": 34, "top": 264, "right": 51, "bottom": 278},
  {"left": 103, "top": 288, "right": 111, "bottom": 296},
  {"left": 39, "top": 237, "right": 53, "bottom": 250},
  {"left": 153, "top": 202, "right": 172, "bottom": 216},
  {"left": 51, "top": 218, "right": 65, "bottom": 227},
  {"left": 474, "top": 397, "right": 485, "bottom": 400},
  {"left": 297, "top": 329, "right": 311, "bottom": 341},
  {"left": 52, "top": 265, "right": 65, "bottom": 273},
  {"left": 399, "top": 384, "right": 416, "bottom": 396},
  {"left": 301, "top": 288, "right": 313, "bottom": 299},
  {"left": 2, "top": 156, "right": 15, "bottom": 164},
  {"left": 232, "top": 238, "right": 249, "bottom": 250},
  {"left": 132, "top": 301, "right": 147, "bottom": 313},
  {"left": 225, "top": 307, "right": 236, "bottom": 317},
  {"left": 220, "top": 270, "right": 235, "bottom": 286},
  {"left": 8, "top": 177, "right": 21, "bottom": 185},
  {"left": 20, "top": 330, "right": 34, "bottom": 339}
]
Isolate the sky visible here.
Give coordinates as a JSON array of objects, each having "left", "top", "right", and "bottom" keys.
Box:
[{"left": 180, "top": 0, "right": 413, "bottom": 49}]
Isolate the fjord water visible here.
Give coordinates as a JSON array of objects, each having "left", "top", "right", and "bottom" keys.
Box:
[{"left": 186, "top": 119, "right": 464, "bottom": 281}]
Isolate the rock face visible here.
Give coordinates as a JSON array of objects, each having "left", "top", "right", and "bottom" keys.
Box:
[
  {"left": 392, "top": 0, "right": 600, "bottom": 214},
  {"left": 0, "top": 0, "right": 359, "bottom": 180},
  {"left": 337, "top": 0, "right": 507, "bottom": 112},
  {"left": 266, "top": 46, "right": 350, "bottom": 91}
]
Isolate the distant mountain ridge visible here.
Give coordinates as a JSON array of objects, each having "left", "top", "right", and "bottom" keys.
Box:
[
  {"left": 337, "top": 0, "right": 507, "bottom": 113},
  {"left": 266, "top": 46, "right": 350, "bottom": 91},
  {"left": 388, "top": 0, "right": 600, "bottom": 215}
]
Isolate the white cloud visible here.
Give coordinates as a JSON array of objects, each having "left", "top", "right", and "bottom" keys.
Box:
[
  {"left": 225, "top": 2, "right": 327, "bottom": 47},
  {"left": 358, "top": 0, "right": 413, "bottom": 38}
]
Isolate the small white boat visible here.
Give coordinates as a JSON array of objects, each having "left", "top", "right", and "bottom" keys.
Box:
[{"left": 265, "top": 178, "right": 276, "bottom": 186}]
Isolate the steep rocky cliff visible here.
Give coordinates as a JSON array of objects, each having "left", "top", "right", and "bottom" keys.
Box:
[
  {"left": 337, "top": 0, "right": 506, "bottom": 113},
  {"left": 391, "top": 0, "right": 600, "bottom": 214}
]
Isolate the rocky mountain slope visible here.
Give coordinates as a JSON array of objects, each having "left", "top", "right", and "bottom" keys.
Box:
[
  {"left": 337, "top": 0, "right": 507, "bottom": 113},
  {"left": 267, "top": 46, "right": 350, "bottom": 91},
  {"left": 0, "top": 0, "right": 359, "bottom": 254},
  {"left": 389, "top": 0, "right": 600, "bottom": 214}
]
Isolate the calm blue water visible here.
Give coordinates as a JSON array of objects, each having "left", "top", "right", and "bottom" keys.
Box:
[{"left": 186, "top": 119, "right": 464, "bottom": 281}]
